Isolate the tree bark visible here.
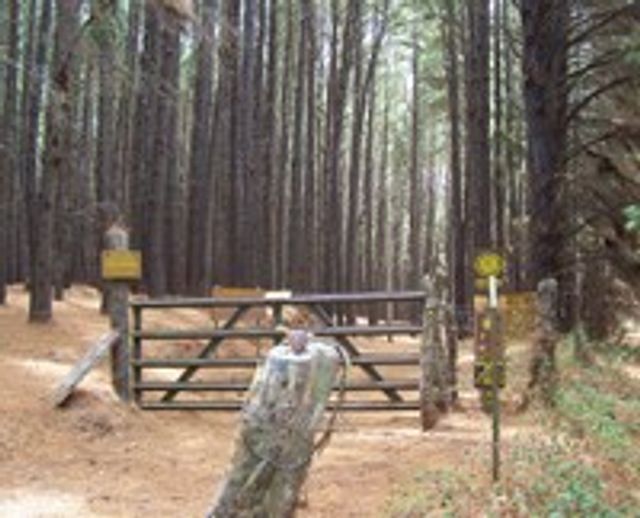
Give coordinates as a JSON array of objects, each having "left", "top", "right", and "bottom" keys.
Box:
[
  {"left": 24, "top": 0, "right": 55, "bottom": 322},
  {"left": 466, "top": 0, "right": 491, "bottom": 253},
  {"left": 0, "top": 0, "right": 20, "bottom": 304},
  {"left": 188, "top": 0, "right": 218, "bottom": 295},
  {"left": 521, "top": 0, "right": 569, "bottom": 285}
]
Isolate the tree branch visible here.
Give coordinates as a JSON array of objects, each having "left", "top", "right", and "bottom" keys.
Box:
[{"left": 565, "top": 75, "right": 636, "bottom": 126}]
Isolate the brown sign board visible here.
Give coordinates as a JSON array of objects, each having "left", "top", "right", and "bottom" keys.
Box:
[
  {"left": 474, "top": 309, "right": 506, "bottom": 389},
  {"left": 101, "top": 250, "right": 142, "bottom": 281}
]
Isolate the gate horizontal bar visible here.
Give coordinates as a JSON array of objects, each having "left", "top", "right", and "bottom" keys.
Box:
[
  {"left": 138, "top": 400, "right": 421, "bottom": 411},
  {"left": 130, "top": 291, "right": 427, "bottom": 309},
  {"left": 134, "top": 379, "right": 419, "bottom": 392},
  {"left": 132, "top": 354, "right": 420, "bottom": 369},
  {"left": 131, "top": 325, "right": 423, "bottom": 341}
]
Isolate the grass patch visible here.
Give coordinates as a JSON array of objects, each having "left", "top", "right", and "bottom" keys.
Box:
[
  {"left": 386, "top": 434, "right": 636, "bottom": 517},
  {"left": 385, "top": 341, "right": 640, "bottom": 517},
  {"left": 554, "top": 344, "right": 640, "bottom": 475}
]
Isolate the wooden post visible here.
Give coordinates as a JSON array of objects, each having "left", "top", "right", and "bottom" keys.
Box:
[
  {"left": 104, "top": 224, "right": 131, "bottom": 402},
  {"left": 527, "top": 278, "right": 559, "bottom": 405},
  {"left": 445, "top": 305, "right": 459, "bottom": 403},
  {"left": 208, "top": 338, "right": 340, "bottom": 518},
  {"left": 420, "top": 275, "right": 445, "bottom": 431}
]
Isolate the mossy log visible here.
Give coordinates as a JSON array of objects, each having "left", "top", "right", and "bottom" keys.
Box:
[{"left": 208, "top": 339, "right": 340, "bottom": 518}]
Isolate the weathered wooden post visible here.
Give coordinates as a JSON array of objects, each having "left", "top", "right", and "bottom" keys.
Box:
[
  {"left": 102, "top": 224, "right": 139, "bottom": 402},
  {"left": 420, "top": 275, "right": 447, "bottom": 431},
  {"left": 208, "top": 334, "right": 341, "bottom": 517},
  {"left": 445, "top": 304, "right": 459, "bottom": 404},
  {"left": 527, "top": 278, "right": 559, "bottom": 405}
]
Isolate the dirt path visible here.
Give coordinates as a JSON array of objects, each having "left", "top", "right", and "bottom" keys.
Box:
[{"left": 0, "top": 286, "right": 530, "bottom": 517}]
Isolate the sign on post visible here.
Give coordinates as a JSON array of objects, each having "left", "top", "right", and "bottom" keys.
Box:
[
  {"left": 474, "top": 251, "right": 505, "bottom": 279},
  {"left": 101, "top": 250, "right": 142, "bottom": 281},
  {"left": 473, "top": 251, "right": 505, "bottom": 483},
  {"left": 473, "top": 311, "right": 506, "bottom": 389}
]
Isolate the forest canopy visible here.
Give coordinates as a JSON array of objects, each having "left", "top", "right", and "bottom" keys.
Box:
[{"left": 0, "top": 0, "right": 639, "bottom": 332}]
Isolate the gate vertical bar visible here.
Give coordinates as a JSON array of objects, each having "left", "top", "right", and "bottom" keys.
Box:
[{"left": 132, "top": 305, "right": 143, "bottom": 405}]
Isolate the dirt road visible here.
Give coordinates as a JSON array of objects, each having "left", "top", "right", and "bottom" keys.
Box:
[{"left": 0, "top": 286, "right": 520, "bottom": 517}]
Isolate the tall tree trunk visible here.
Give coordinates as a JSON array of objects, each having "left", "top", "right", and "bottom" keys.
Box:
[
  {"left": 493, "top": 0, "right": 505, "bottom": 248},
  {"left": 288, "top": 0, "right": 308, "bottom": 289},
  {"left": 363, "top": 73, "right": 376, "bottom": 322},
  {"left": 146, "top": 8, "right": 180, "bottom": 297},
  {"left": 73, "top": 62, "right": 97, "bottom": 284},
  {"left": 24, "top": 0, "right": 55, "bottom": 321},
  {"left": 521, "top": 0, "right": 569, "bottom": 284},
  {"left": 225, "top": 0, "right": 242, "bottom": 283},
  {"left": 303, "top": 0, "right": 318, "bottom": 289},
  {"left": 261, "top": 0, "right": 279, "bottom": 287},
  {"left": 521, "top": 0, "right": 569, "bottom": 399},
  {"left": 275, "top": 0, "right": 293, "bottom": 287},
  {"left": 116, "top": 0, "right": 142, "bottom": 226},
  {"left": 443, "top": 0, "right": 467, "bottom": 331},
  {"left": 466, "top": 0, "right": 491, "bottom": 253},
  {"left": 164, "top": 14, "right": 185, "bottom": 295},
  {"left": 238, "top": 0, "right": 257, "bottom": 285},
  {"left": 132, "top": 2, "right": 159, "bottom": 289},
  {"left": 323, "top": 0, "right": 358, "bottom": 294},
  {"left": 187, "top": 0, "right": 218, "bottom": 295},
  {"left": 52, "top": 1, "right": 81, "bottom": 300},
  {"left": 376, "top": 86, "right": 390, "bottom": 320},
  {"left": 0, "top": 0, "right": 20, "bottom": 303},
  {"left": 408, "top": 28, "right": 421, "bottom": 289},
  {"left": 504, "top": 0, "right": 522, "bottom": 290},
  {"left": 253, "top": 0, "right": 267, "bottom": 286},
  {"left": 18, "top": 0, "right": 39, "bottom": 286},
  {"left": 95, "top": 0, "right": 118, "bottom": 225},
  {"left": 212, "top": 0, "right": 241, "bottom": 284},
  {"left": 345, "top": 0, "right": 363, "bottom": 298}
]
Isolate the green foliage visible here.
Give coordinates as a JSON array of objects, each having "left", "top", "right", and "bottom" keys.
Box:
[
  {"left": 553, "top": 355, "right": 640, "bottom": 473},
  {"left": 508, "top": 445, "right": 628, "bottom": 518},
  {"left": 386, "top": 343, "right": 640, "bottom": 517},
  {"left": 622, "top": 204, "right": 640, "bottom": 232},
  {"left": 556, "top": 384, "right": 631, "bottom": 452},
  {"left": 386, "top": 436, "right": 634, "bottom": 517}
]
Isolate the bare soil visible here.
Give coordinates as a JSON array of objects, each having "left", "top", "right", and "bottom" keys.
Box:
[{"left": 0, "top": 286, "right": 530, "bottom": 518}]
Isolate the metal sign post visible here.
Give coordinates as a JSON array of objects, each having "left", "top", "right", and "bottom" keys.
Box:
[{"left": 473, "top": 252, "right": 505, "bottom": 483}]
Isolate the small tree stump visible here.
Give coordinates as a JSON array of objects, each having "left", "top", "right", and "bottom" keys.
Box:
[{"left": 208, "top": 339, "right": 340, "bottom": 518}]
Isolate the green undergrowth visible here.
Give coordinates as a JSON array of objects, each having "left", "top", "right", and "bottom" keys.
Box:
[{"left": 385, "top": 340, "right": 640, "bottom": 517}]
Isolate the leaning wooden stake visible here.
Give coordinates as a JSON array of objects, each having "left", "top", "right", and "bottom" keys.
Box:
[
  {"left": 208, "top": 337, "right": 340, "bottom": 518},
  {"left": 52, "top": 331, "right": 120, "bottom": 407}
]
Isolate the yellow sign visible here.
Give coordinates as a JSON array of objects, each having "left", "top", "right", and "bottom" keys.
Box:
[
  {"left": 474, "top": 252, "right": 505, "bottom": 278},
  {"left": 101, "top": 250, "right": 142, "bottom": 281}
]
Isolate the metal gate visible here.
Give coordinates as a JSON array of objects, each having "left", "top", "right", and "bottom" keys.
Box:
[{"left": 130, "top": 291, "right": 429, "bottom": 412}]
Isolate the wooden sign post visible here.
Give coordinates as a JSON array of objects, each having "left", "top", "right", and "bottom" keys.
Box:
[{"left": 102, "top": 224, "right": 141, "bottom": 402}]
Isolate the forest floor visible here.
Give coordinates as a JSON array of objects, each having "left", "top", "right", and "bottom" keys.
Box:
[{"left": 0, "top": 286, "right": 638, "bottom": 517}]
